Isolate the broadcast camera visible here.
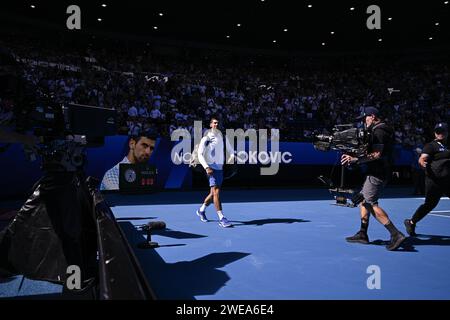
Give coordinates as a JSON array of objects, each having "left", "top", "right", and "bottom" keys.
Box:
[
  {"left": 1, "top": 47, "right": 117, "bottom": 171},
  {"left": 313, "top": 124, "right": 368, "bottom": 158},
  {"left": 21, "top": 101, "right": 117, "bottom": 171},
  {"left": 313, "top": 124, "right": 369, "bottom": 207},
  {"left": 0, "top": 46, "right": 119, "bottom": 288}
]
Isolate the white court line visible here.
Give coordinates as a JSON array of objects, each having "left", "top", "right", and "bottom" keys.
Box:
[
  {"left": 430, "top": 214, "right": 450, "bottom": 219},
  {"left": 414, "top": 198, "right": 450, "bottom": 200},
  {"left": 430, "top": 210, "right": 450, "bottom": 219}
]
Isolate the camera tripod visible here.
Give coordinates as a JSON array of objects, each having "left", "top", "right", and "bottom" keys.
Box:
[
  {"left": 0, "top": 143, "right": 98, "bottom": 288},
  {"left": 319, "top": 157, "right": 358, "bottom": 208}
]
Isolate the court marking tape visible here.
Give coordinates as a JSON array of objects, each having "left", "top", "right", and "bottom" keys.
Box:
[
  {"left": 430, "top": 214, "right": 450, "bottom": 219},
  {"left": 429, "top": 211, "right": 450, "bottom": 218},
  {"left": 414, "top": 198, "right": 450, "bottom": 201}
]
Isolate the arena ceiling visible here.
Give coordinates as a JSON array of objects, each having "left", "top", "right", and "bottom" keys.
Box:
[{"left": 1, "top": 1, "right": 449, "bottom": 52}]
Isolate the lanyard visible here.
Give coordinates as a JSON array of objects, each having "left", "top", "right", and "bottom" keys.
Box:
[{"left": 435, "top": 141, "right": 448, "bottom": 151}]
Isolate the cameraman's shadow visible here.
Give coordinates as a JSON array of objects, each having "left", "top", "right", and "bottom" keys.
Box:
[
  {"left": 119, "top": 221, "right": 250, "bottom": 299},
  {"left": 370, "top": 233, "right": 450, "bottom": 252}
]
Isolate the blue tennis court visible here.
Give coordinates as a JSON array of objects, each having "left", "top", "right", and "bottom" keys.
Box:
[
  {"left": 1, "top": 188, "right": 450, "bottom": 300},
  {"left": 110, "top": 188, "right": 450, "bottom": 300}
]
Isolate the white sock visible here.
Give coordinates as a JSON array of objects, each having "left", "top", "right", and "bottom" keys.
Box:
[
  {"left": 200, "top": 203, "right": 208, "bottom": 212},
  {"left": 217, "top": 210, "right": 224, "bottom": 220}
]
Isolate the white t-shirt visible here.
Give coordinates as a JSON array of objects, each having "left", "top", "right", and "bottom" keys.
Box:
[
  {"left": 197, "top": 130, "right": 234, "bottom": 171},
  {"left": 100, "top": 156, "right": 131, "bottom": 190}
]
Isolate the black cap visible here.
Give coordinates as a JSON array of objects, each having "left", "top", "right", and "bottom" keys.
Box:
[
  {"left": 434, "top": 122, "right": 448, "bottom": 133},
  {"left": 356, "top": 107, "right": 380, "bottom": 120}
]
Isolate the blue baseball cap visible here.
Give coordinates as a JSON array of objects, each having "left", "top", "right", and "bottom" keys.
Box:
[
  {"left": 434, "top": 122, "right": 448, "bottom": 133},
  {"left": 356, "top": 107, "right": 380, "bottom": 120}
]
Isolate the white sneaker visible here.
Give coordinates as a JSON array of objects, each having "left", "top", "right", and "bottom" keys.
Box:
[
  {"left": 196, "top": 210, "right": 208, "bottom": 222},
  {"left": 218, "top": 217, "right": 232, "bottom": 228}
]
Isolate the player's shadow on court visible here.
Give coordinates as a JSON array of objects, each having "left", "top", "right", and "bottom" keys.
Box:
[
  {"left": 370, "top": 233, "right": 450, "bottom": 252},
  {"left": 118, "top": 221, "right": 250, "bottom": 299},
  {"left": 230, "top": 218, "right": 311, "bottom": 227}
]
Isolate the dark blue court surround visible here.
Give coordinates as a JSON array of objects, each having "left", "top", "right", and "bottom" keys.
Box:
[{"left": 0, "top": 138, "right": 415, "bottom": 198}]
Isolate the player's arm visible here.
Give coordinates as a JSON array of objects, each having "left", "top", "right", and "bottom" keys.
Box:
[
  {"left": 224, "top": 137, "right": 235, "bottom": 164},
  {"left": 197, "top": 136, "right": 212, "bottom": 174}
]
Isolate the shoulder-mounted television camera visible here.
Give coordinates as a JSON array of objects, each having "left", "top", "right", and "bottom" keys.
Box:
[
  {"left": 313, "top": 124, "right": 369, "bottom": 207},
  {"left": 313, "top": 124, "right": 368, "bottom": 157}
]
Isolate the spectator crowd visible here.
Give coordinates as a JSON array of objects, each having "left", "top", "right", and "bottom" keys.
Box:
[{"left": 1, "top": 33, "right": 449, "bottom": 150}]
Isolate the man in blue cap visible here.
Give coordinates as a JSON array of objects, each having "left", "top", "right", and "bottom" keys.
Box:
[
  {"left": 341, "top": 107, "right": 406, "bottom": 250},
  {"left": 404, "top": 122, "right": 450, "bottom": 236}
]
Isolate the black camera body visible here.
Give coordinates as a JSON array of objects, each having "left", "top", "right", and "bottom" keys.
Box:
[
  {"left": 17, "top": 100, "right": 117, "bottom": 171},
  {"left": 313, "top": 124, "right": 369, "bottom": 207},
  {"left": 1, "top": 47, "right": 117, "bottom": 171},
  {"left": 313, "top": 124, "right": 368, "bottom": 157},
  {"left": 28, "top": 102, "right": 117, "bottom": 143},
  {"left": 31, "top": 103, "right": 118, "bottom": 171}
]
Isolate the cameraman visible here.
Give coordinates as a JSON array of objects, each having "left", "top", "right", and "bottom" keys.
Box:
[
  {"left": 404, "top": 123, "right": 449, "bottom": 236},
  {"left": 341, "top": 107, "right": 406, "bottom": 251}
]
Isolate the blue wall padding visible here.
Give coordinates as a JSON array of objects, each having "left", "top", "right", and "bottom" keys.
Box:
[{"left": 0, "top": 137, "right": 414, "bottom": 198}]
